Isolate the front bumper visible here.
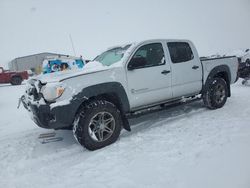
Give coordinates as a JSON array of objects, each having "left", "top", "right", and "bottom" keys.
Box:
[{"left": 21, "top": 95, "right": 78, "bottom": 129}]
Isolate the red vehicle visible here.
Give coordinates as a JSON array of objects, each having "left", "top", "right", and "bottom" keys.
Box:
[{"left": 0, "top": 67, "right": 29, "bottom": 85}]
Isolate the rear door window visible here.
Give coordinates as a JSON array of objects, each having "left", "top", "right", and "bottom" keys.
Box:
[{"left": 167, "top": 42, "right": 194, "bottom": 63}]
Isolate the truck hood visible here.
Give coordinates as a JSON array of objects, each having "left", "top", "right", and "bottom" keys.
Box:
[{"left": 35, "top": 61, "right": 112, "bottom": 83}]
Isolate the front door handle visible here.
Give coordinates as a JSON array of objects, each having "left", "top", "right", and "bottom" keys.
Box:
[
  {"left": 192, "top": 65, "right": 199, "bottom": 70},
  {"left": 161, "top": 70, "right": 171, "bottom": 75}
]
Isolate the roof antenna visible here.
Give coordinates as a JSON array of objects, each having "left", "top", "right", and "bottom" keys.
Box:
[{"left": 69, "top": 34, "right": 76, "bottom": 56}]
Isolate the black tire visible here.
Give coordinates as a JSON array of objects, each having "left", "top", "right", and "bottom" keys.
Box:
[
  {"left": 73, "top": 100, "right": 123, "bottom": 151},
  {"left": 202, "top": 77, "right": 228, "bottom": 109},
  {"left": 10, "top": 76, "right": 22, "bottom": 85}
]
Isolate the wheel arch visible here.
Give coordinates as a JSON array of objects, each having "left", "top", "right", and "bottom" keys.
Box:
[
  {"left": 73, "top": 82, "right": 130, "bottom": 115},
  {"left": 203, "top": 65, "right": 231, "bottom": 97},
  {"left": 70, "top": 82, "right": 131, "bottom": 131}
]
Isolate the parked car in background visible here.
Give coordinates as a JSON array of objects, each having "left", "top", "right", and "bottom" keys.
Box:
[
  {"left": 0, "top": 67, "right": 28, "bottom": 85},
  {"left": 239, "top": 49, "right": 250, "bottom": 64},
  {"left": 228, "top": 49, "right": 250, "bottom": 83},
  {"left": 238, "top": 52, "right": 250, "bottom": 85},
  {"left": 226, "top": 48, "right": 250, "bottom": 66},
  {"left": 42, "top": 56, "right": 85, "bottom": 74},
  {"left": 21, "top": 39, "right": 238, "bottom": 150},
  {"left": 224, "top": 49, "right": 250, "bottom": 82}
]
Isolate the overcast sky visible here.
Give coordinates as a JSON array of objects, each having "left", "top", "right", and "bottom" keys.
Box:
[{"left": 0, "top": 0, "right": 249, "bottom": 67}]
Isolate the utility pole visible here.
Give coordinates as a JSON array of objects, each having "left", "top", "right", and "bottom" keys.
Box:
[{"left": 69, "top": 34, "right": 76, "bottom": 56}]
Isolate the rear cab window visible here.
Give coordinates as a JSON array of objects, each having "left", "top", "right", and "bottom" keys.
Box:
[{"left": 167, "top": 42, "right": 194, "bottom": 63}]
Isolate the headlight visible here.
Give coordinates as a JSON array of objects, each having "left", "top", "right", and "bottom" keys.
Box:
[{"left": 41, "top": 83, "right": 65, "bottom": 102}]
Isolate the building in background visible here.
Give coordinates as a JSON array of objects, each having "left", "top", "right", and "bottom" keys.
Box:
[{"left": 8, "top": 52, "right": 69, "bottom": 74}]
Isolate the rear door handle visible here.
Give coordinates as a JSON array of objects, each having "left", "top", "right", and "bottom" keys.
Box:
[
  {"left": 192, "top": 65, "right": 199, "bottom": 70},
  {"left": 161, "top": 70, "right": 171, "bottom": 75}
]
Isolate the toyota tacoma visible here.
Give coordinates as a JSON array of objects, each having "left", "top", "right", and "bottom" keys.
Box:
[{"left": 21, "top": 39, "right": 238, "bottom": 150}]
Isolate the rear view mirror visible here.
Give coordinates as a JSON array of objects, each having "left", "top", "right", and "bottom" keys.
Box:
[{"left": 128, "top": 56, "right": 147, "bottom": 70}]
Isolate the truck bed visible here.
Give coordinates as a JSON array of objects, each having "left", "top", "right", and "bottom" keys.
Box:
[{"left": 200, "top": 56, "right": 238, "bottom": 84}]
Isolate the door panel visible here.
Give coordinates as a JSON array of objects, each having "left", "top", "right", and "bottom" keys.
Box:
[
  {"left": 167, "top": 42, "right": 202, "bottom": 98},
  {"left": 171, "top": 60, "right": 202, "bottom": 97},
  {"left": 126, "top": 43, "right": 172, "bottom": 109}
]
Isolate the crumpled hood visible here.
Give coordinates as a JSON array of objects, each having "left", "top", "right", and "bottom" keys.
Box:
[{"left": 34, "top": 61, "right": 111, "bottom": 83}]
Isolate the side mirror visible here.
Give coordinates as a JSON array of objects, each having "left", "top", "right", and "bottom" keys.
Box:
[{"left": 128, "top": 57, "right": 147, "bottom": 70}]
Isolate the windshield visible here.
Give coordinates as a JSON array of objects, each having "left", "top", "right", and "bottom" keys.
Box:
[{"left": 94, "top": 44, "right": 131, "bottom": 66}]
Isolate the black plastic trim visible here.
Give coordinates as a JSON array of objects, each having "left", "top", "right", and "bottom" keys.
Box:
[
  {"left": 202, "top": 65, "right": 231, "bottom": 97},
  {"left": 28, "top": 101, "right": 77, "bottom": 129},
  {"left": 27, "top": 82, "right": 130, "bottom": 130},
  {"left": 73, "top": 82, "right": 130, "bottom": 113}
]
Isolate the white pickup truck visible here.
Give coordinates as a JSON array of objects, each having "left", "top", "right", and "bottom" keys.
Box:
[{"left": 21, "top": 39, "right": 238, "bottom": 150}]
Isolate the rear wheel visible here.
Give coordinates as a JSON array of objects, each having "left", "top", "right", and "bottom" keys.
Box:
[
  {"left": 10, "top": 76, "right": 22, "bottom": 85},
  {"left": 73, "top": 100, "right": 122, "bottom": 151},
  {"left": 203, "top": 77, "right": 228, "bottom": 109}
]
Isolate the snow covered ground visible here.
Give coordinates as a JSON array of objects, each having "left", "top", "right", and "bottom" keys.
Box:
[{"left": 0, "top": 80, "right": 250, "bottom": 188}]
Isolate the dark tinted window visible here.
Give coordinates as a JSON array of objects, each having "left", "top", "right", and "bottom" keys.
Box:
[
  {"left": 167, "top": 42, "right": 194, "bottom": 63},
  {"left": 129, "top": 43, "right": 165, "bottom": 68}
]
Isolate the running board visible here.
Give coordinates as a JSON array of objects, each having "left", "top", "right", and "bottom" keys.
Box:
[{"left": 127, "top": 97, "right": 201, "bottom": 119}]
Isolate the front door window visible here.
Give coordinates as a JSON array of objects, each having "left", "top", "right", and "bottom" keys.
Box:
[{"left": 128, "top": 43, "right": 165, "bottom": 69}]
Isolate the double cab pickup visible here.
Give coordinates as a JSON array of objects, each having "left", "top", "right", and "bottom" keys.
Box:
[{"left": 21, "top": 39, "right": 238, "bottom": 150}]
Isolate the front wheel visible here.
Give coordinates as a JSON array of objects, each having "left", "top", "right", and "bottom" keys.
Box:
[
  {"left": 73, "top": 100, "right": 122, "bottom": 151},
  {"left": 203, "top": 77, "right": 228, "bottom": 109},
  {"left": 10, "top": 76, "right": 22, "bottom": 85}
]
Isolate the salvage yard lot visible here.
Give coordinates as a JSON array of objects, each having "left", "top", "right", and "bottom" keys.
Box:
[{"left": 0, "top": 80, "right": 250, "bottom": 188}]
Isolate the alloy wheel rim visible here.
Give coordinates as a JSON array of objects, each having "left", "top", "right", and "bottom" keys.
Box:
[
  {"left": 88, "top": 112, "right": 115, "bottom": 142},
  {"left": 215, "top": 83, "right": 226, "bottom": 104}
]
